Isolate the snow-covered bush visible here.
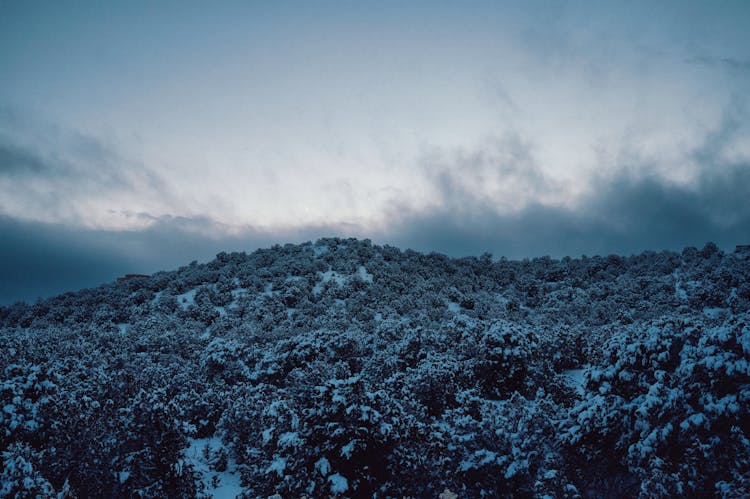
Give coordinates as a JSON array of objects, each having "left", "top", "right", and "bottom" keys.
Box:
[
  {"left": 0, "top": 443, "right": 59, "bottom": 498},
  {"left": 219, "top": 370, "right": 413, "bottom": 496},
  {"left": 0, "top": 364, "right": 59, "bottom": 450},
  {"left": 469, "top": 320, "right": 538, "bottom": 398},
  {"left": 566, "top": 314, "right": 750, "bottom": 497}
]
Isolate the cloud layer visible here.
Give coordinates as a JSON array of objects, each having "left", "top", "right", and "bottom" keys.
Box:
[
  {"left": 2, "top": 152, "right": 748, "bottom": 305},
  {"left": 2, "top": 105, "right": 749, "bottom": 304}
]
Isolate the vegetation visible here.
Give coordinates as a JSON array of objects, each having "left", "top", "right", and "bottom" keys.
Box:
[{"left": 1, "top": 239, "right": 748, "bottom": 497}]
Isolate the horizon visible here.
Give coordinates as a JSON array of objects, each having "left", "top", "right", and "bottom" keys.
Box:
[
  {"left": 0, "top": 236, "right": 742, "bottom": 307},
  {"left": 2, "top": 1, "right": 749, "bottom": 304}
]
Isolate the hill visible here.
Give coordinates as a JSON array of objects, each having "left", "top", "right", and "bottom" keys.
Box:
[{"left": 1, "top": 238, "right": 749, "bottom": 497}]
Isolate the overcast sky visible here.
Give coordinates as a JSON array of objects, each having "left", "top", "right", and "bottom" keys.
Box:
[{"left": 1, "top": 1, "right": 749, "bottom": 304}]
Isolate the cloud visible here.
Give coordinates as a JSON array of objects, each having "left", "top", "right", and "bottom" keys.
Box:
[
  {"left": 2, "top": 157, "right": 748, "bottom": 305},
  {"left": 378, "top": 164, "right": 750, "bottom": 259},
  {"left": 686, "top": 55, "right": 750, "bottom": 72},
  {"left": 0, "top": 213, "right": 350, "bottom": 305},
  {"left": 0, "top": 216, "right": 131, "bottom": 305},
  {"left": 380, "top": 111, "right": 750, "bottom": 258},
  {"left": 0, "top": 132, "right": 131, "bottom": 187},
  {"left": 0, "top": 111, "right": 173, "bottom": 227},
  {"left": 0, "top": 142, "right": 50, "bottom": 175},
  {"left": 417, "top": 133, "right": 562, "bottom": 214},
  {"left": 1, "top": 104, "right": 748, "bottom": 305}
]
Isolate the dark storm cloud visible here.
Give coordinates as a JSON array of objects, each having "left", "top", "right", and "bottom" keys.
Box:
[
  {"left": 0, "top": 132, "right": 115, "bottom": 182},
  {"left": 0, "top": 113, "right": 172, "bottom": 223},
  {"left": 686, "top": 55, "right": 750, "bottom": 72},
  {"left": 380, "top": 126, "right": 750, "bottom": 259},
  {"left": 0, "top": 214, "right": 346, "bottom": 305},
  {"left": 0, "top": 216, "right": 130, "bottom": 305},
  {"left": 0, "top": 141, "right": 50, "bottom": 175},
  {"left": 379, "top": 167, "right": 750, "bottom": 259},
  {"left": 417, "top": 133, "right": 557, "bottom": 214},
  {"left": 101, "top": 214, "right": 344, "bottom": 269}
]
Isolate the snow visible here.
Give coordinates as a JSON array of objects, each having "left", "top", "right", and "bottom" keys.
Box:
[
  {"left": 313, "top": 267, "right": 373, "bottom": 295},
  {"left": 327, "top": 473, "right": 349, "bottom": 493},
  {"left": 313, "top": 270, "right": 348, "bottom": 295},
  {"left": 227, "top": 287, "right": 248, "bottom": 309},
  {"left": 315, "top": 457, "right": 331, "bottom": 476},
  {"left": 262, "top": 427, "right": 274, "bottom": 444},
  {"left": 313, "top": 244, "right": 329, "bottom": 256},
  {"left": 679, "top": 413, "right": 707, "bottom": 430},
  {"left": 182, "top": 436, "right": 243, "bottom": 499},
  {"left": 703, "top": 307, "right": 728, "bottom": 319},
  {"left": 340, "top": 440, "right": 356, "bottom": 459},
  {"left": 266, "top": 456, "right": 287, "bottom": 477},
  {"left": 277, "top": 431, "right": 301, "bottom": 448},
  {"left": 673, "top": 270, "right": 688, "bottom": 301},
  {"left": 356, "top": 265, "right": 373, "bottom": 282},
  {"left": 175, "top": 288, "right": 198, "bottom": 309},
  {"left": 459, "top": 449, "right": 498, "bottom": 471},
  {"left": 563, "top": 369, "right": 587, "bottom": 395}
]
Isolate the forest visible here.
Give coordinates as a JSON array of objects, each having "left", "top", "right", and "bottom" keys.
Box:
[{"left": 1, "top": 238, "right": 749, "bottom": 498}]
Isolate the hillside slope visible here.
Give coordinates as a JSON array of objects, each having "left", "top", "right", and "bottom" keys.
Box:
[{"left": 1, "top": 239, "right": 749, "bottom": 497}]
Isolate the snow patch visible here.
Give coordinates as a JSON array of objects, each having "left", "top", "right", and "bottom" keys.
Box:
[
  {"left": 340, "top": 440, "right": 356, "bottom": 459},
  {"left": 315, "top": 457, "right": 331, "bottom": 476},
  {"left": 563, "top": 368, "right": 587, "bottom": 395},
  {"left": 313, "top": 244, "right": 329, "bottom": 256},
  {"left": 356, "top": 265, "right": 373, "bottom": 283},
  {"left": 175, "top": 288, "right": 198, "bottom": 310},
  {"left": 278, "top": 431, "right": 301, "bottom": 448},
  {"left": 673, "top": 270, "right": 688, "bottom": 301},
  {"left": 183, "top": 436, "right": 243, "bottom": 499},
  {"left": 313, "top": 267, "right": 373, "bottom": 295},
  {"left": 703, "top": 307, "right": 729, "bottom": 319},
  {"left": 327, "top": 473, "right": 349, "bottom": 493},
  {"left": 313, "top": 270, "right": 348, "bottom": 295},
  {"left": 266, "top": 456, "right": 287, "bottom": 477},
  {"left": 227, "top": 287, "right": 249, "bottom": 309}
]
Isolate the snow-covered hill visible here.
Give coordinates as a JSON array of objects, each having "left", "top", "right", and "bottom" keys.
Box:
[{"left": 1, "top": 239, "right": 748, "bottom": 497}]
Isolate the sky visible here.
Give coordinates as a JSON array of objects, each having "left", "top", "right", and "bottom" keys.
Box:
[{"left": 1, "top": 0, "right": 749, "bottom": 304}]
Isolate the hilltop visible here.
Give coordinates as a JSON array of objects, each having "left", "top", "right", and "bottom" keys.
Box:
[{"left": 1, "top": 239, "right": 749, "bottom": 497}]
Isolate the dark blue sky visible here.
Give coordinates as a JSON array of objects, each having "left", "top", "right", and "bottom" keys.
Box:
[{"left": 1, "top": 1, "right": 749, "bottom": 304}]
